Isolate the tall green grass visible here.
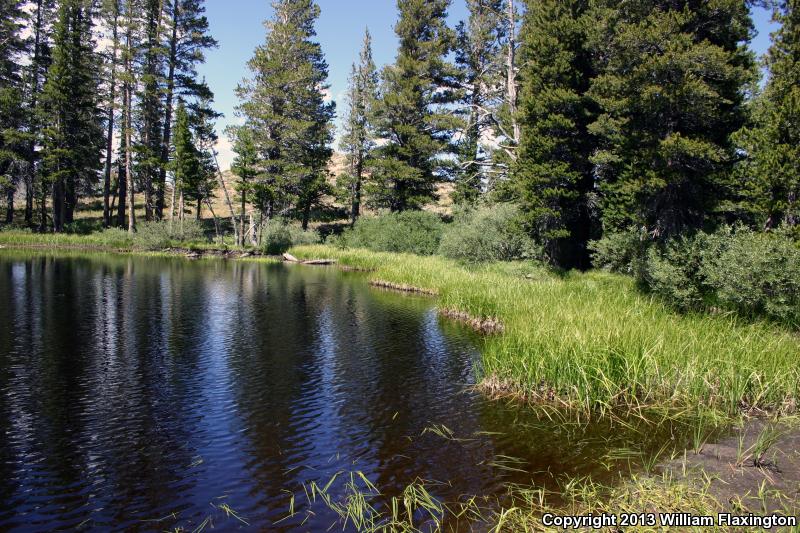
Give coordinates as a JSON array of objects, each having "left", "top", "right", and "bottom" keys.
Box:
[
  {"left": 290, "top": 245, "right": 800, "bottom": 417},
  {"left": 0, "top": 228, "right": 135, "bottom": 249},
  {"left": 0, "top": 228, "right": 233, "bottom": 252}
]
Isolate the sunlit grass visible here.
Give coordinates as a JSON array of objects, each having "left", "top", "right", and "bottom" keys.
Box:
[
  {"left": 0, "top": 228, "right": 136, "bottom": 249},
  {"left": 0, "top": 228, "right": 248, "bottom": 253},
  {"left": 290, "top": 245, "right": 800, "bottom": 418}
]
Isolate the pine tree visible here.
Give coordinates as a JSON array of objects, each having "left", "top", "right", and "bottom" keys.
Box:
[
  {"left": 512, "top": 0, "right": 600, "bottom": 268},
  {"left": 100, "top": 0, "right": 121, "bottom": 228},
  {"left": 589, "top": 0, "right": 756, "bottom": 239},
  {"left": 0, "top": 0, "right": 27, "bottom": 224},
  {"left": 39, "top": 0, "right": 104, "bottom": 232},
  {"left": 228, "top": 124, "right": 258, "bottom": 245},
  {"left": 745, "top": 0, "right": 800, "bottom": 229},
  {"left": 23, "top": 0, "right": 56, "bottom": 229},
  {"left": 187, "top": 93, "right": 219, "bottom": 220},
  {"left": 235, "top": 0, "right": 335, "bottom": 230},
  {"left": 370, "top": 0, "right": 460, "bottom": 211},
  {"left": 135, "top": 0, "right": 165, "bottom": 221},
  {"left": 158, "top": 0, "right": 217, "bottom": 221},
  {"left": 454, "top": 0, "right": 505, "bottom": 204},
  {"left": 119, "top": 0, "right": 140, "bottom": 231},
  {"left": 339, "top": 29, "right": 378, "bottom": 225},
  {"left": 170, "top": 101, "right": 200, "bottom": 222}
]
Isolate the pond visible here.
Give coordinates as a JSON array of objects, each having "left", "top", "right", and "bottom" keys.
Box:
[{"left": 0, "top": 251, "right": 697, "bottom": 531}]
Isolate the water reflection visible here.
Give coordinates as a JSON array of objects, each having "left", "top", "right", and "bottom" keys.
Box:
[{"left": 0, "top": 252, "right": 698, "bottom": 532}]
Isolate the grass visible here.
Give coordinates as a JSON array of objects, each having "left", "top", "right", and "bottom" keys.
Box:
[
  {"left": 0, "top": 227, "right": 137, "bottom": 249},
  {"left": 293, "top": 467, "right": 794, "bottom": 532},
  {"left": 0, "top": 227, "right": 246, "bottom": 254},
  {"left": 296, "top": 459, "right": 800, "bottom": 532},
  {"left": 289, "top": 245, "right": 800, "bottom": 418}
]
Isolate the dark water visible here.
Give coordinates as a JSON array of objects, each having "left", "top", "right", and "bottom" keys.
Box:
[{"left": 0, "top": 251, "right": 695, "bottom": 531}]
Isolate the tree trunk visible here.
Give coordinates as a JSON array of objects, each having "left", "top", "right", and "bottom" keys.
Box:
[
  {"left": 27, "top": 0, "right": 45, "bottom": 227},
  {"left": 65, "top": 175, "right": 75, "bottom": 225},
  {"left": 506, "top": 0, "right": 519, "bottom": 145},
  {"left": 110, "top": 169, "right": 118, "bottom": 215},
  {"left": 157, "top": 0, "right": 179, "bottom": 220},
  {"left": 39, "top": 181, "right": 48, "bottom": 233},
  {"left": 103, "top": 3, "right": 120, "bottom": 228},
  {"left": 249, "top": 212, "right": 256, "bottom": 246},
  {"left": 169, "top": 179, "right": 177, "bottom": 222},
  {"left": 301, "top": 201, "right": 311, "bottom": 230},
  {"left": 239, "top": 186, "right": 246, "bottom": 247},
  {"left": 350, "top": 159, "right": 362, "bottom": 226},
  {"left": 125, "top": 76, "right": 134, "bottom": 233},
  {"left": 53, "top": 178, "right": 65, "bottom": 232},
  {"left": 196, "top": 197, "right": 202, "bottom": 220},
  {"left": 144, "top": 176, "right": 153, "bottom": 222},
  {"left": 116, "top": 157, "right": 127, "bottom": 227},
  {"left": 124, "top": 4, "right": 135, "bottom": 234},
  {"left": 25, "top": 169, "right": 33, "bottom": 225},
  {"left": 5, "top": 186, "right": 13, "bottom": 224},
  {"left": 257, "top": 209, "right": 264, "bottom": 246}
]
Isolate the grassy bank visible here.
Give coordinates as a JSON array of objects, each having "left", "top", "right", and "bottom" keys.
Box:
[
  {"left": 0, "top": 228, "right": 137, "bottom": 249},
  {"left": 289, "top": 245, "right": 800, "bottom": 417},
  {"left": 0, "top": 228, "right": 249, "bottom": 255}
]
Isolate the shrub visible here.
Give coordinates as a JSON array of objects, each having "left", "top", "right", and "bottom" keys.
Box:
[
  {"left": 702, "top": 227, "right": 800, "bottom": 326},
  {"left": 339, "top": 211, "right": 444, "bottom": 255},
  {"left": 262, "top": 220, "right": 321, "bottom": 255},
  {"left": 63, "top": 219, "right": 104, "bottom": 235},
  {"left": 97, "top": 227, "right": 136, "bottom": 248},
  {"left": 262, "top": 222, "right": 293, "bottom": 255},
  {"left": 631, "top": 226, "right": 800, "bottom": 327},
  {"left": 438, "top": 204, "right": 539, "bottom": 263},
  {"left": 589, "top": 228, "right": 649, "bottom": 275},
  {"left": 287, "top": 225, "right": 321, "bottom": 247},
  {"left": 642, "top": 235, "right": 709, "bottom": 310},
  {"left": 133, "top": 220, "right": 207, "bottom": 250}
]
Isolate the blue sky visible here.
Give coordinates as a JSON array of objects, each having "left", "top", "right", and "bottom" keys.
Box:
[{"left": 199, "top": 1, "right": 778, "bottom": 169}]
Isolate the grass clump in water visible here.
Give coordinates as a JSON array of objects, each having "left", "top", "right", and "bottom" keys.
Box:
[{"left": 290, "top": 245, "right": 800, "bottom": 418}]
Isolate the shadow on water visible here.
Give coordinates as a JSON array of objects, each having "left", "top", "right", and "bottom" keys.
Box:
[{"left": 0, "top": 250, "right": 724, "bottom": 532}]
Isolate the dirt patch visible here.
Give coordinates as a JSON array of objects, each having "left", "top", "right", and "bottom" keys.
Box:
[{"left": 368, "top": 279, "right": 438, "bottom": 296}]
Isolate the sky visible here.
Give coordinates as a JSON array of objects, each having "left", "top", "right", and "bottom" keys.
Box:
[{"left": 198, "top": 1, "right": 779, "bottom": 170}]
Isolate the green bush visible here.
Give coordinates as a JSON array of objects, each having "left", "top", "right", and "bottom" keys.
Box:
[
  {"left": 339, "top": 211, "right": 444, "bottom": 255},
  {"left": 438, "top": 204, "right": 539, "bottom": 263},
  {"left": 133, "top": 220, "right": 207, "bottom": 250},
  {"left": 262, "top": 220, "right": 321, "bottom": 255},
  {"left": 287, "top": 225, "right": 321, "bottom": 247},
  {"left": 63, "top": 219, "right": 104, "bottom": 235},
  {"left": 642, "top": 235, "right": 709, "bottom": 310},
  {"left": 98, "top": 227, "right": 136, "bottom": 248},
  {"left": 589, "top": 228, "right": 649, "bottom": 275},
  {"left": 263, "top": 222, "right": 292, "bottom": 255},
  {"left": 702, "top": 227, "right": 800, "bottom": 326},
  {"left": 630, "top": 226, "right": 800, "bottom": 326}
]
